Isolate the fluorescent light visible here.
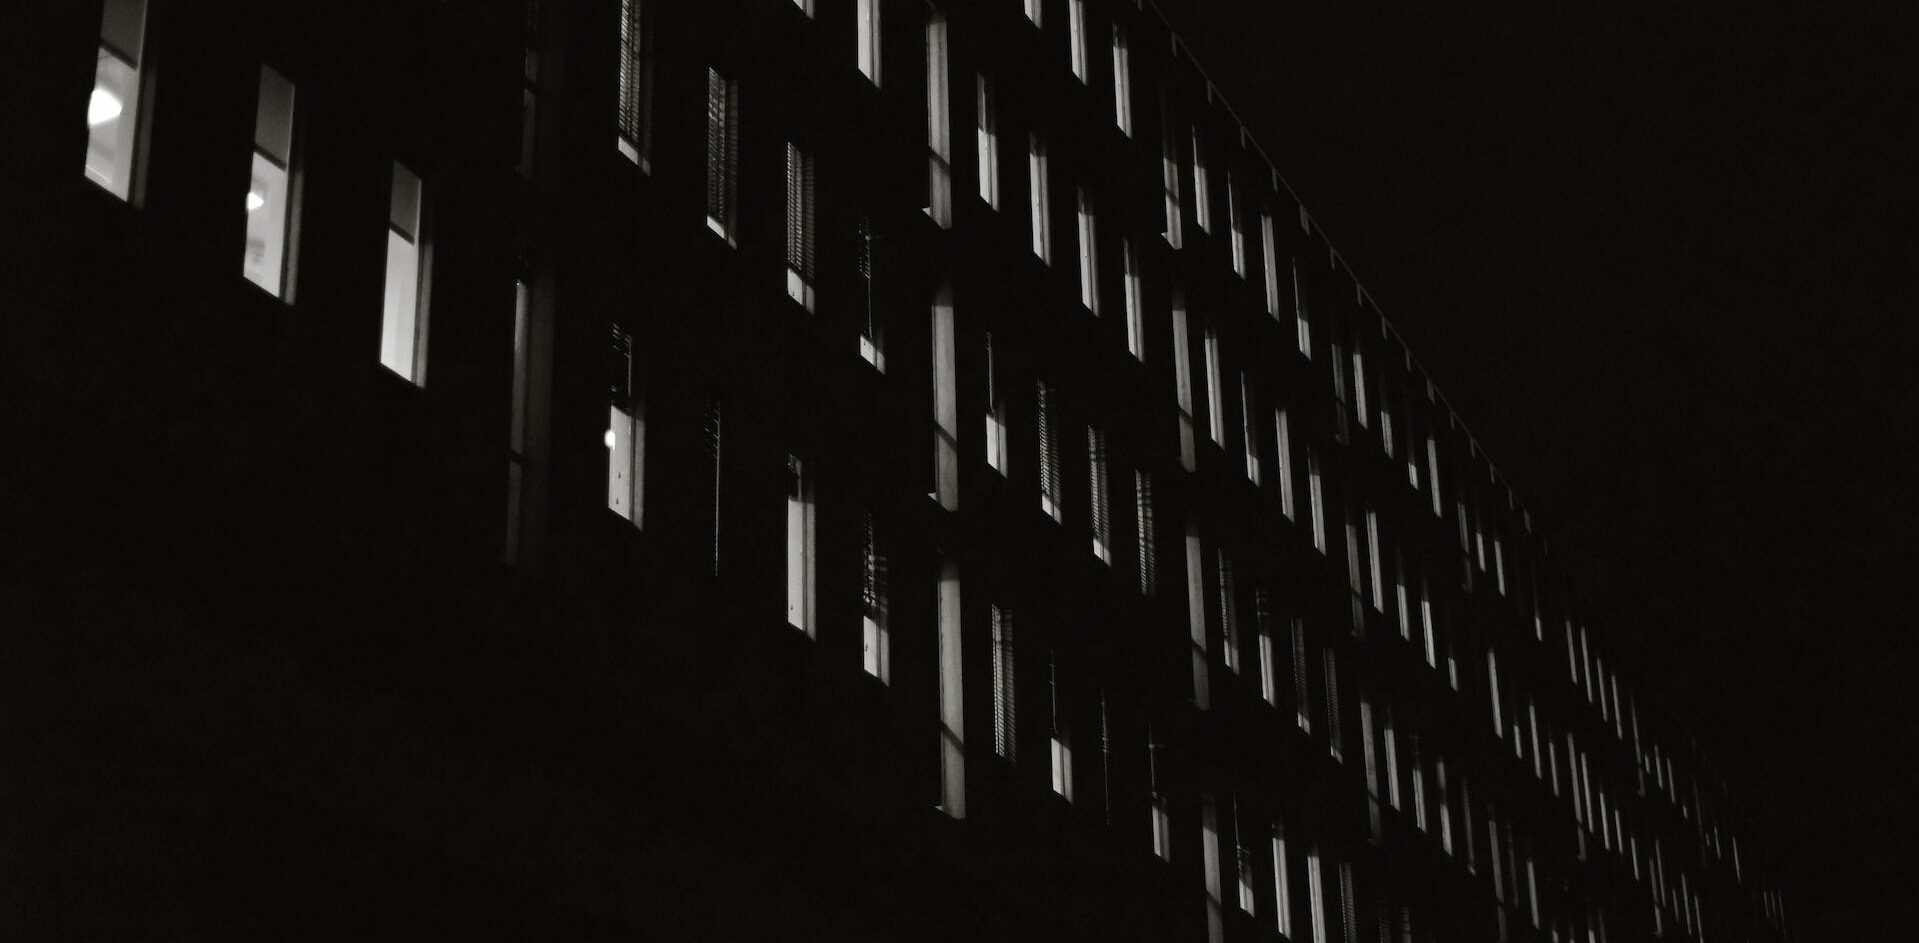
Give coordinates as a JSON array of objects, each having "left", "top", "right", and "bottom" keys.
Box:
[
  {"left": 604, "top": 428, "right": 617, "bottom": 449},
  {"left": 245, "top": 190, "right": 265, "bottom": 212},
  {"left": 87, "top": 88, "right": 123, "bottom": 127}
]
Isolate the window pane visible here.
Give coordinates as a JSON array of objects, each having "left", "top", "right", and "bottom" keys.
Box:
[
  {"left": 242, "top": 152, "right": 289, "bottom": 294},
  {"left": 379, "top": 227, "right": 420, "bottom": 382},
  {"left": 253, "top": 65, "right": 295, "bottom": 161},
  {"left": 85, "top": 51, "right": 140, "bottom": 199}
]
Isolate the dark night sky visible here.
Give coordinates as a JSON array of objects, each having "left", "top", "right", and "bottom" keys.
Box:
[{"left": 1147, "top": 1, "right": 1919, "bottom": 938}]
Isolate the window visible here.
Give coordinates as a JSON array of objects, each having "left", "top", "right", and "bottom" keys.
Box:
[
  {"left": 936, "top": 558, "right": 964, "bottom": 817},
  {"left": 784, "top": 143, "right": 816, "bottom": 309},
  {"left": 1025, "top": 0, "right": 1042, "bottom": 26},
  {"left": 1307, "top": 843, "right": 1328, "bottom": 943},
  {"left": 1134, "top": 469, "right": 1156, "bottom": 596},
  {"left": 1148, "top": 727, "right": 1171, "bottom": 860},
  {"left": 1262, "top": 210, "right": 1281, "bottom": 316},
  {"left": 1240, "top": 374, "right": 1260, "bottom": 484},
  {"left": 243, "top": 65, "right": 299, "bottom": 298},
  {"left": 1172, "top": 293, "right": 1196, "bottom": 471},
  {"left": 1365, "top": 508, "right": 1383, "bottom": 611},
  {"left": 1292, "top": 260, "right": 1311, "bottom": 357},
  {"left": 1192, "top": 128, "right": 1211, "bottom": 232},
  {"left": 1037, "top": 380, "right": 1062, "bottom": 521},
  {"left": 857, "top": 215, "right": 884, "bottom": 369},
  {"left": 932, "top": 281, "right": 958, "bottom": 510},
  {"left": 1323, "top": 648, "right": 1343, "bottom": 760},
  {"left": 1203, "top": 323, "right": 1224, "bottom": 445},
  {"left": 606, "top": 325, "right": 643, "bottom": 525},
  {"left": 1185, "top": 525, "right": 1210, "bottom": 710},
  {"left": 1067, "top": 0, "right": 1088, "bottom": 81},
  {"left": 991, "top": 604, "right": 1016, "bottom": 760},
  {"left": 1351, "top": 338, "right": 1369, "bottom": 428},
  {"left": 86, "top": 0, "right": 149, "bottom": 200},
  {"left": 1217, "top": 549, "right": 1239, "bottom": 673},
  {"left": 1272, "top": 822, "right": 1294, "bottom": 937},
  {"left": 857, "top": 0, "right": 881, "bottom": 84},
  {"left": 1111, "top": 23, "right": 1132, "bottom": 134},
  {"left": 1256, "top": 590, "right": 1278, "bottom": 705},
  {"left": 791, "top": 0, "right": 813, "bottom": 14},
  {"left": 925, "top": 12, "right": 952, "bottom": 227},
  {"left": 1049, "top": 651, "right": 1073, "bottom": 800},
  {"left": 616, "top": 0, "right": 653, "bottom": 168},
  {"left": 1201, "top": 794, "right": 1224, "bottom": 942},
  {"left": 1028, "top": 133, "right": 1051, "bottom": 262},
  {"left": 1088, "top": 426, "right": 1111, "bottom": 563},
  {"left": 1236, "top": 805, "right": 1257, "bottom": 915},
  {"left": 1291, "top": 617, "right": 1312, "bottom": 733},
  {"left": 505, "top": 274, "right": 534, "bottom": 563},
  {"left": 1076, "top": 187, "right": 1098, "bottom": 312},
  {"left": 985, "top": 332, "right": 1008, "bottom": 473},
  {"left": 704, "top": 68, "right": 739, "bottom": 243},
  {"left": 1161, "top": 102, "right": 1183, "bottom": 248},
  {"left": 785, "top": 454, "right": 816, "bottom": 636},
  {"left": 862, "top": 512, "right": 890, "bottom": 681},
  {"left": 1123, "top": 238, "right": 1143, "bottom": 359},
  {"left": 1275, "top": 408, "right": 1295, "bottom": 520},
  {"left": 699, "top": 397, "right": 723, "bottom": 574},
  {"left": 379, "top": 162, "right": 430, "bottom": 385},
  {"left": 976, "top": 74, "right": 998, "bottom": 207},
  {"left": 1307, "top": 447, "right": 1326, "bottom": 553},
  {"left": 1228, "top": 175, "right": 1246, "bottom": 277}
]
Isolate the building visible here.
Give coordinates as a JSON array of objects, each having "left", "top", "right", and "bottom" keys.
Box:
[{"left": 4, "top": 0, "right": 1789, "bottom": 939}]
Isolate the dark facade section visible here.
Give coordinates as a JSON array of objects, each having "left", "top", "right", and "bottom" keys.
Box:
[{"left": 5, "top": 1, "right": 1787, "bottom": 940}]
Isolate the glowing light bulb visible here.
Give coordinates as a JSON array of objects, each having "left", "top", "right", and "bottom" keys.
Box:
[
  {"left": 604, "top": 428, "right": 617, "bottom": 449},
  {"left": 245, "top": 191, "right": 265, "bottom": 212},
  {"left": 87, "top": 88, "right": 124, "bottom": 127}
]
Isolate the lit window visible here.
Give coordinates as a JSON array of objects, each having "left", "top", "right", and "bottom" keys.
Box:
[
  {"left": 1185, "top": 525, "right": 1210, "bottom": 709},
  {"left": 1024, "top": 0, "right": 1042, "bottom": 26},
  {"left": 1122, "top": 238, "right": 1143, "bottom": 359},
  {"left": 1049, "top": 652, "right": 1073, "bottom": 801},
  {"left": 1149, "top": 730, "right": 1171, "bottom": 860},
  {"left": 1262, "top": 209, "right": 1280, "bottom": 316},
  {"left": 703, "top": 67, "right": 739, "bottom": 243},
  {"left": 1028, "top": 133, "right": 1051, "bottom": 263},
  {"left": 379, "top": 162, "right": 429, "bottom": 385},
  {"left": 1351, "top": 337, "right": 1369, "bottom": 428},
  {"left": 925, "top": 12, "right": 952, "bottom": 227},
  {"left": 1203, "top": 323, "right": 1224, "bottom": 445},
  {"left": 1201, "top": 794, "right": 1224, "bottom": 939},
  {"left": 1291, "top": 617, "right": 1311, "bottom": 733},
  {"left": 1036, "top": 380, "right": 1063, "bottom": 521},
  {"left": 857, "top": 215, "right": 884, "bottom": 369},
  {"left": 85, "top": 0, "right": 148, "bottom": 201},
  {"left": 1161, "top": 103, "right": 1183, "bottom": 248},
  {"left": 1323, "top": 648, "right": 1343, "bottom": 760},
  {"left": 1132, "top": 469, "right": 1158, "bottom": 596},
  {"left": 791, "top": 0, "right": 812, "bottom": 14},
  {"left": 243, "top": 65, "right": 298, "bottom": 298},
  {"left": 616, "top": 0, "right": 653, "bottom": 168},
  {"left": 1306, "top": 843, "right": 1328, "bottom": 943},
  {"left": 1088, "top": 426, "right": 1111, "bottom": 563},
  {"left": 784, "top": 142, "right": 815, "bottom": 310},
  {"left": 1240, "top": 374, "right": 1260, "bottom": 484},
  {"left": 984, "top": 332, "right": 1008, "bottom": 473},
  {"left": 1292, "top": 260, "right": 1311, "bottom": 357},
  {"left": 991, "top": 604, "right": 1016, "bottom": 759},
  {"left": 1236, "top": 807, "right": 1257, "bottom": 915},
  {"left": 1067, "top": 0, "right": 1088, "bottom": 81},
  {"left": 1365, "top": 508, "right": 1383, "bottom": 611},
  {"left": 1111, "top": 23, "right": 1132, "bottom": 134},
  {"left": 785, "top": 453, "right": 816, "bottom": 636},
  {"left": 1275, "top": 408, "right": 1295, "bottom": 520},
  {"left": 932, "top": 281, "right": 958, "bottom": 510},
  {"left": 1426, "top": 431, "right": 1443, "bottom": 516},
  {"left": 1192, "top": 127, "right": 1210, "bottom": 232},
  {"left": 1076, "top": 186, "right": 1098, "bottom": 312},
  {"left": 857, "top": 0, "right": 881, "bottom": 85},
  {"left": 976, "top": 73, "right": 998, "bottom": 207},
  {"left": 606, "top": 325, "right": 643, "bottom": 526},
  {"left": 1172, "top": 293, "right": 1196, "bottom": 471},
  {"left": 861, "top": 512, "right": 890, "bottom": 681},
  {"left": 1306, "top": 447, "right": 1325, "bottom": 553},
  {"left": 1228, "top": 175, "right": 1246, "bottom": 277},
  {"left": 1272, "top": 822, "right": 1294, "bottom": 936},
  {"left": 1217, "top": 549, "right": 1239, "bottom": 672},
  {"left": 936, "top": 557, "right": 964, "bottom": 817},
  {"left": 1256, "top": 590, "right": 1277, "bottom": 704}
]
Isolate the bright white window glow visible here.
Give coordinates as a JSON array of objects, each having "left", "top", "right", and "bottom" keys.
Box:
[
  {"left": 976, "top": 73, "right": 999, "bottom": 207},
  {"left": 785, "top": 454, "right": 816, "bottom": 636},
  {"left": 1076, "top": 187, "right": 1098, "bottom": 312},
  {"left": 1192, "top": 127, "right": 1211, "bottom": 232},
  {"left": 1306, "top": 844, "right": 1328, "bottom": 943},
  {"left": 243, "top": 65, "right": 296, "bottom": 298},
  {"left": 1203, "top": 323, "right": 1225, "bottom": 445},
  {"left": 1241, "top": 374, "right": 1260, "bottom": 484},
  {"left": 1025, "top": 0, "right": 1042, "bottom": 26},
  {"left": 1293, "top": 260, "right": 1311, "bottom": 357},
  {"left": 1029, "top": 133, "right": 1051, "bottom": 263},
  {"left": 1307, "top": 447, "right": 1326, "bottom": 553},
  {"left": 379, "top": 162, "right": 428, "bottom": 385},
  {"left": 937, "top": 559, "right": 965, "bottom": 818},
  {"left": 985, "top": 332, "right": 1008, "bottom": 474},
  {"left": 1161, "top": 106, "right": 1183, "bottom": 248},
  {"left": 857, "top": 0, "right": 881, "bottom": 84},
  {"left": 1112, "top": 23, "right": 1132, "bottom": 135},
  {"left": 1366, "top": 508, "right": 1384, "bottom": 610},
  {"left": 1172, "top": 293, "right": 1195, "bottom": 472},
  {"left": 925, "top": 13, "right": 952, "bottom": 227},
  {"left": 1067, "top": 0, "right": 1088, "bottom": 81},
  {"left": 861, "top": 512, "right": 889, "bottom": 681},
  {"left": 1049, "top": 653, "right": 1072, "bottom": 800},
  {"left": 606, "top": 326, "right": 643, "bottom": 525},
  {"left": 1123, "top": 238, "right": 1143, "bottom": 359},
  {"left": 1262, "top": 211, "right": 1281, "bottom": 316},
  {"left": 1275, "top": 408, "right": 1295, "bottom": 520},
  {"left": 1272, "top": 824, "right": 1294, "bottom": 936},
  {"left": 1088, "top": 426, "right": 1111, "bottom": 563},
  {"left": 932, "top": 282, "right": 959, "bottom": 511},
  {"left": 1228, "top": 175, "right": 1246, "bottom": 276},
  {"left": 85, "top": 0, "right": 147, "bottom": 200}
]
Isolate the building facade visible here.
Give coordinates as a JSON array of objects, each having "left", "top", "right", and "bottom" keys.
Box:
[{"left": 5, "top": 0, "right": 1788, "bottom": 939}]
